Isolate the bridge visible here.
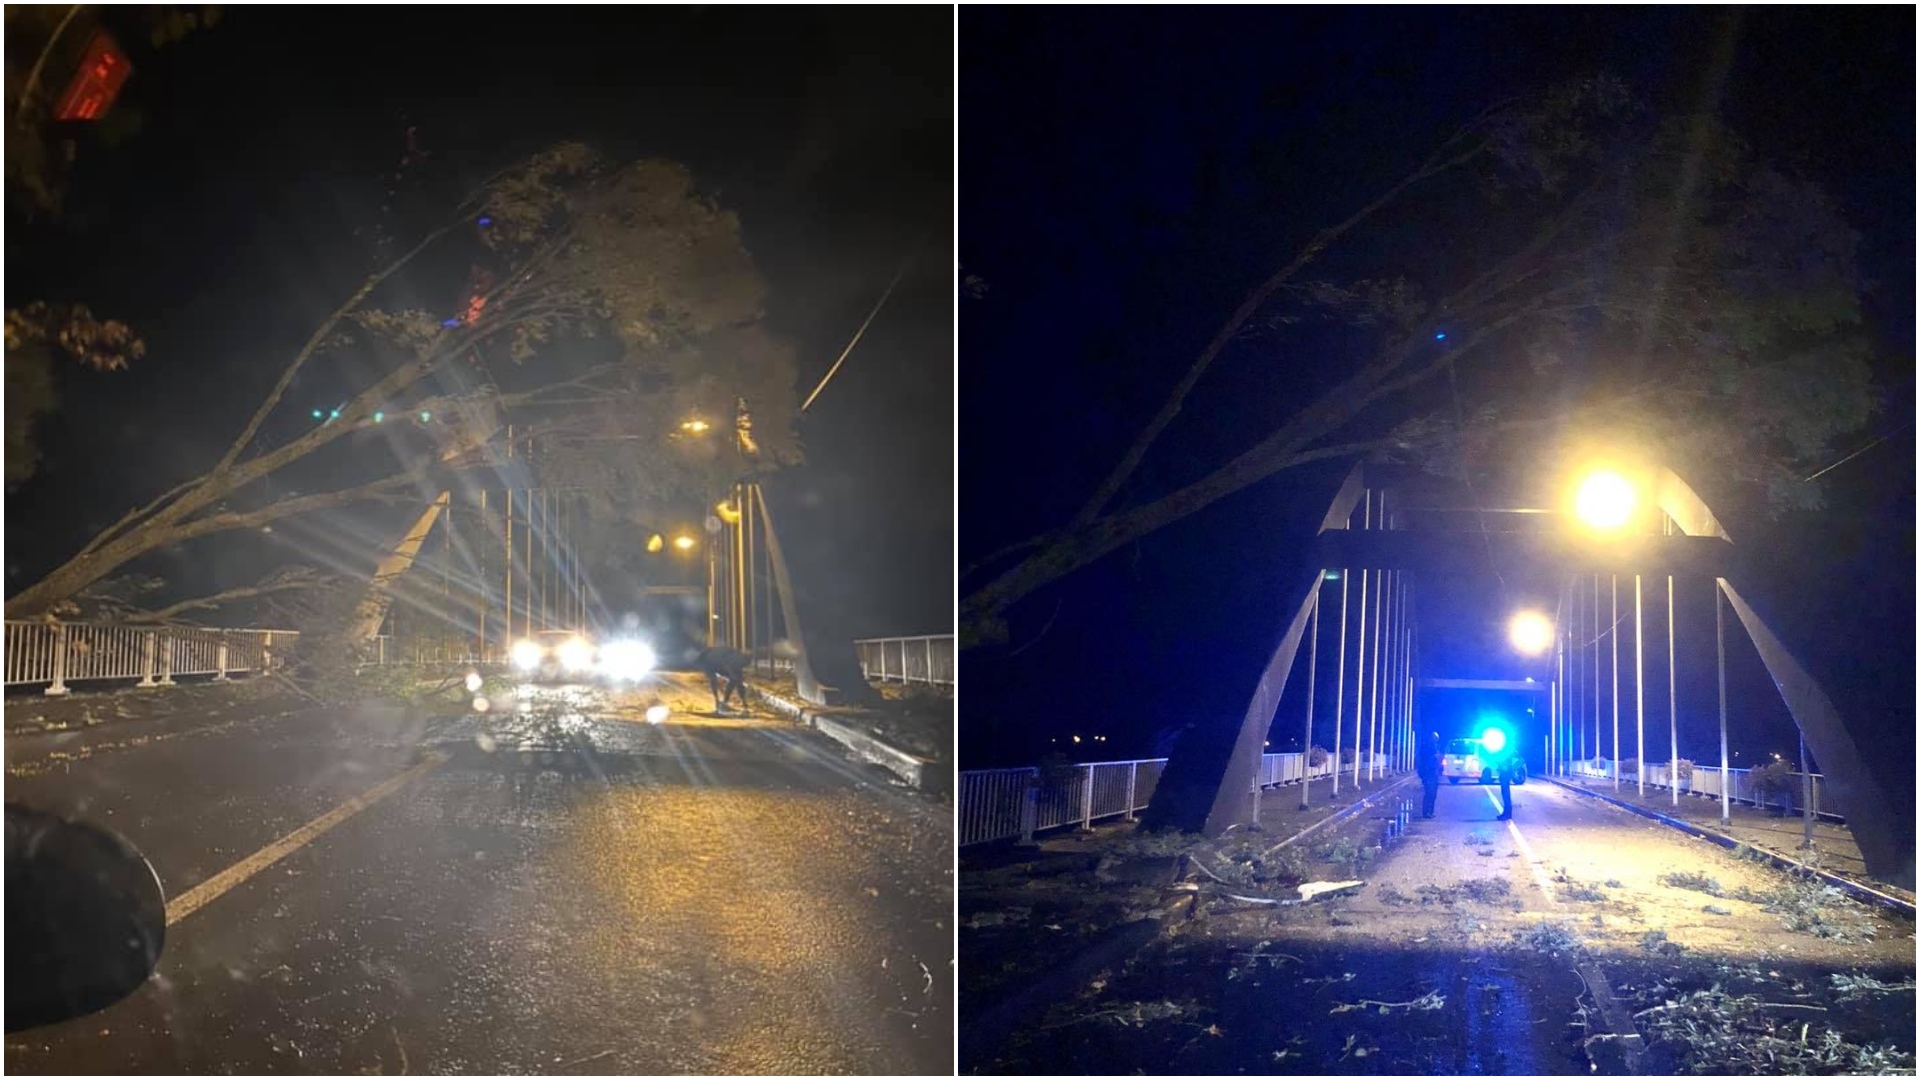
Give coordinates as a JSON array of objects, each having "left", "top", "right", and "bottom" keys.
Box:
[
  {"left": 960, "top": 462, "right": 1915, "bottom": 1075},
  {"left": 4, "top": 476, "right": 952, "bottom": 1075}
]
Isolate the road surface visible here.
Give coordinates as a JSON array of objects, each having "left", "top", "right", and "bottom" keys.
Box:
[
  {"left": 965, "top": 774, "right": 1913, "bottom": 1074},
  {"left": 7, "top": 673, "right": 952, "bottom": 1075}
]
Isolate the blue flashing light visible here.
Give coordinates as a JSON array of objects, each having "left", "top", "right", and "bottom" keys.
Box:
[
  {"left": 1479, "top": 726, "right": 1508, "bottom": 754},
  {"left": 1435, "top": 332, "right": 1447, "bottom": 341},
  {"left": 477, "top": 216, "right": 492, "bottom": 227},
  {"left": 441, "top": 317, "right": 462, "bottom": 328},
  {"left": 373, "top": 411, "right": 385, "bottom": 423}
]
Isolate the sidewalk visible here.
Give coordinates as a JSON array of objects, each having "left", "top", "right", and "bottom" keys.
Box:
[
  {"left": 3, "top": 678, "right": 297, "bottom": 738},
  {"left": 1555, "top": 772, "right": 1909, "bottom": 900}
]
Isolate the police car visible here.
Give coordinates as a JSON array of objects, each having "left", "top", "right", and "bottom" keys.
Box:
[{"left": 1442, "top": 735, "right": 1528, "bottom": 785}]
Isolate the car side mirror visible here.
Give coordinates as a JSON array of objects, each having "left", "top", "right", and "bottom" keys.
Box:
[{"left": 5, "top": 804, "right": 167, "bottom": 1033}]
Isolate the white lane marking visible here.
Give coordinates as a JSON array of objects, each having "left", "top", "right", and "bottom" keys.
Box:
[
  {"left": 165, "top": 753, "right": 446, "bottom": 925},
  {"left": 1485, "top": 784, "right": 1555, "bottom": 902}
]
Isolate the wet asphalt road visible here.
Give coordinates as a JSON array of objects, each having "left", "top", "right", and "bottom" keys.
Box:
[
  {"left": 6, "top": 675, "right": 953, "bottom": 1074},
  {"left": 973, "top": 775, "right": 1913, "bottom": 1074}
]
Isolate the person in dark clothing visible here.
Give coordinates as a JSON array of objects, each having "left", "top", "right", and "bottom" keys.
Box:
[
  {"left": 1417, "top": 731, "right": 1443, "bottom": 818},
  {"left": 695, "top": 646, "right": 751, "bottom": 713}
]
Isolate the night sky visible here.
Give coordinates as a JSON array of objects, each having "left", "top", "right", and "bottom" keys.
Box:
[
  {"left": 959, "top": 3, "right": 1914, "bottom": 812},
  {"left": 7, "top": 8, "right": 953, "bottom": 641}
]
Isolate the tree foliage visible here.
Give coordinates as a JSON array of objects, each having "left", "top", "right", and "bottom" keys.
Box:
[
  {"left": 5, "top": 142, "right": 798, "bottom": 620},
  {"left": 962, "top": 74, "right": 1883, "bottom": 645},
  {"left": 4, "top": 301, "right": 144, "bottom": 484}
]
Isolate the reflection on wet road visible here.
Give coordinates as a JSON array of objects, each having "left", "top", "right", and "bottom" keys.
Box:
[{"left": 5, "top": 675, "right": 952, "bottom": 1074}]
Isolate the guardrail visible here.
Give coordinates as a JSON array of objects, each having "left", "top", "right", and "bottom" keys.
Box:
[
  {"left": 855, "top": 635, "right": 954, "bottom": 688},
  {"left": 959, "top": 752, "right": 1383, "bottom": 847},
  {"left": 1565, "top": 759, "right": 1837, "bottom": 821},
  {"left": 4, "top": 620, "right": 299, "bottom": 695}
]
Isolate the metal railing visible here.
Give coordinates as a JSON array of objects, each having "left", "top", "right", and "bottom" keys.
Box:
[
  {"left": 4, "top": 620, "right": 298, "bottom": 695},
  {"left": 1564, "top": 759, "right": 1836, "bottom": 821},
  {"left": 750, "top": 649, "right": 796, "bottom": 676},
  {"left": 362, "top": 636, "right": 484, "bottom": 668},
  {"left": 854, "top": 635, "right": 954, "bottom": 687},
  {"left": 960, "top": 751, "right": 1382, "bottom": 847}
]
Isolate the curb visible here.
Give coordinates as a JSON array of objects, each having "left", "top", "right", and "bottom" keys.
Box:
[
  {"left": 755, "top": 687, "right": 938, "bottom": 792},
  {"left": 1544, "top": 776, "right": 1915, "bottom": 917},
  {"left": 1256, "top": 772, "right": 1418, "bottom": 854}
]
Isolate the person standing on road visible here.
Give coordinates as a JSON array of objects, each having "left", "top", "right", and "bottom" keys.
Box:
[
  {"left": 1417, "top": 731, "right": 1443, "bottom": 818},
  {"left": 1495, "top": 749, "right": 1516, "bottom": 821}
]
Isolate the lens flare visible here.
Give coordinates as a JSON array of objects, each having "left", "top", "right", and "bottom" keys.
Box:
[
  {"left": 510, "top": 639, "right": 543, "bottom": 671},
  {"left": 599, "top": 640, "right": 657, "bottom": 682},
  {"left": 557, "top": 637, "right": 595, "bottom": 671},
  {"left": 645, "top": 704, "right": 670, "bottom": 725}
]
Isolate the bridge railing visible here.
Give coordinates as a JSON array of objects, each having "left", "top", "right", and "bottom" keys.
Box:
[
  {"left": 1564, "top": 759, "right": 1836, "bottom": 821},
  {"left": 4, "top": 620, "right": 298, "bottom": 695},
  {"left": 854, "top": 635, "right": 954, "bottom": 688},
  {"left": 960, "top": 752, "right": 1377, "bottom": 847}
]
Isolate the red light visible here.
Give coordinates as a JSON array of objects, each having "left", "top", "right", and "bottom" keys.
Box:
[{"left": 52, "top": 32, "right": 132, "bottom": 123}]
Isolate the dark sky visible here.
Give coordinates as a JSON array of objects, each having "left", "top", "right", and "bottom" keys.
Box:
[
  {"left": 7, "top": 7, "right": 953, "bottom": 639},
  {"left": 959, "top": 4, "right": 1915, "bottom": 804}
]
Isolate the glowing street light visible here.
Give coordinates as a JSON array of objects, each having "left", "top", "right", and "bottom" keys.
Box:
[
  {"left": 646, "top": 534, "right": 665, "bottom": 553},
  {"left": 1508, "top": 611, "right": 1554, "bottom": 655},
  {"left": 680, "top": 418, "right": 712, "bottom": 435},
  {"left": 1573, "top": 469, "right": 1637, "bottom": 531},
  {"left": 673, "top": 534, "right": 696, "bottom": 552}
]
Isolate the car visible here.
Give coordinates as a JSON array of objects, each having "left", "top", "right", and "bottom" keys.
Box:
[
  {"left": 1442, "top": 738, "right": 1485, "bottom": 785},
  {"left": 509, "top": 629, "right": 598, "bottom": 682},
  {"left": 1442, "top": 737, "right": 1529, "bottom": 785}
]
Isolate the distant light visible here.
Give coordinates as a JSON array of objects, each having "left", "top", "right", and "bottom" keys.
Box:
[
  {"left": 1524, "top": 676, "right": 1536, "bottom": 683},
  {"left": 465, "top": 671, "right": 483, "bottom": 693},
  {"left": 1072, "top": 734, "right": 1082, "bottom": 743},
  {"left": 1324, "top": 571, "right": 1341, "bottom": 581},
  {"left": 373, "top": 411, "right": 385, "bottom": 423},
  {"left": 1508, "top": 611, "right": 1553, "bottom": 656},
  {"left": 645, "top": 704, "right": 669, "bottom": 725},
  {"left": 441, "top": 317, "right": 461, "bottom": 328},
  {"left": 311, "top": 408, "right": 323, "bottom": 420},
  {"left": 328, "top": 409, "right": 341, "bottom": 421},
  {"left": 477, "top": 216, "right": 492, "bottom": 227},
  {"left": 1435, "top": 332, "right": 1447, "bottom": 341},
  {"left": 646, "top": 534, "right": 664, "bottom": 553},
  {"left": 681, "top": 418, "right": 711, "bottom": 434},
  {"left": 419, "top": 410, "right": 432, "bottom": 422},
  {"left": 673, "top": 535, "right": 696, "bottom": 551}
]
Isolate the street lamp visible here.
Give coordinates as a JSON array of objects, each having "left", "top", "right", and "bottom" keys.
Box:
[
  {"left": 1573, "top": 469, "right": 1637, "bottom": 531},
  {"left": 1508, "top": 611, "right": 1553, "bottom": 656},
  {"left": 680, "top": 418, "right": 711, "bottom": 435},
  {"left": 673, "top": 534, "right": 696, "bottom": 552}
]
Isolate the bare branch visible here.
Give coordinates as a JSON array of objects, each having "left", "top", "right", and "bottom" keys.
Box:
[
  {"left": 128, "top": 576, "right": 340, "bottom": 624},
  {"left": 1070, "top": 143, "right": 1484, "bottom": 531}
]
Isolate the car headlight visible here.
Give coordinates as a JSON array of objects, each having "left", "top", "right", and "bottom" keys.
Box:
[
  {"left": 510, "top": 639, "right": 544, "bottom": 671},
  {"left": 558, "top": 637, "right": 595, "bottom": 671},
  {"left": 598, "top": 639, "right": 656, "bottom": 682}
]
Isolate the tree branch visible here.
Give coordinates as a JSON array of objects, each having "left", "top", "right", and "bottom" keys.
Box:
[
  {"left": 1068, "top": 142, "right": 1486, "bottom": 531},
  {"left": 127, "top": 577, "right": 340, "bottom": 625}
]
